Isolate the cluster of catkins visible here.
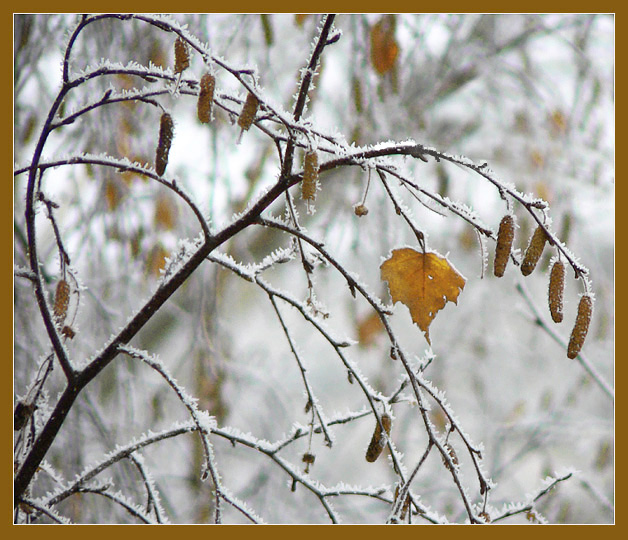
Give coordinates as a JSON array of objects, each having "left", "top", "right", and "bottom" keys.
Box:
[
  {"left": 156, "top": 37, "right": 321, "bottom": 214},
  {"left": 154, "top": 37, "right": 258, "bottom": 176},
  {"left": 493, "top": 215, "right": 592, "bottom": 359}
]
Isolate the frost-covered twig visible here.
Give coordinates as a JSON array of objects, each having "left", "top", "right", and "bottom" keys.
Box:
[
  {"left": 14, "top": 154, "right": 211, "bottom": 240},
  {"left": 491, "top": 471, "right": 575, "bottom": 523},
  {"left": 17, "top": 498, "right": 71, "bottom": 524},
  {"left": 117, "top": 345, "right": 223, "bottom": 523},
  {"left": 414, "top": 371, "right": 491, "bottom": 495},
  {"left": 127, "top": 453, "right": 166, "bottom": 524},
  {"left": 268, "top": 294, "right": 335, "bottom": 448},
  {"left": 42, "top": 424, "right": 194, "bottom": 508},
  {"left": 86, "top": 488, "right": 155, "bottom": 524}
]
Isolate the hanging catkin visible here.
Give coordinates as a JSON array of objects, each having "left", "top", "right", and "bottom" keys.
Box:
[
  {"left": 548, "top": 260, "right": 565, "bottom": 323},
  {"left": 521, "top": 226, "right": 548, "bottom": 276},
  {"left": 567, "top": 295, "right": 593, "bottom": 359},
  {"left": 237, "top": 92, "right": 259, "bottom": 132},
  {"left": 155, "top": 113, "right": 174, "bottom": 176},
  {"left": 494, "top": 214, "right": 515, "bottom": 277},
  {"left": 53, "top": 279, "right": 70, "bottom": 324},
  {"left": 365, "top": 413, "right": 391, "bottom": 463},
  {"left": 174, "top": 37, "right": 190, "bottom": 74},
  {"left": 301, "top": 151, "right": 318, "bottom": 202},
  {"left": 197, "top": 73, "right": 215, "bottom": 124}
]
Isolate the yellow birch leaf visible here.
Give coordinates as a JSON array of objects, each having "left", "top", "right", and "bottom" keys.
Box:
[{"left": 380, "top": 248, "right": 466, "bottom": 345}]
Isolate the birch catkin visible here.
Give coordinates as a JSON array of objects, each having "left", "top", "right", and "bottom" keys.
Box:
[
  {"left": 197, "top": 73, "right": 215, "bottom": 124},
  {"left": 53, "top": 279, "right": 70, "bottom": 324},
  {"left": 365, "top": 413, "right": 391, "bottom": 463},
  {"left": 301, "top": 151, "right": 318, "bottom": 202},
  {"left": 548, "top": 260, "right": 565, "bottom": 323},
  {"left": 494, "top": 214, "right": 515, "bottom": 277},
  {"left": 155, "top": 113, "right": 174, "bottom": 176},
  {"left": 567, "top": 295, "right": 593, "bottom": 359},
  {"left": 237, "top": 92, "right": 259, "bottom": 132},
  {"left": 174, "top": 38, "right": 190, "bottom": 74},
  {"left": 521, "top": 226, "right": 548, "bottom": 276}
]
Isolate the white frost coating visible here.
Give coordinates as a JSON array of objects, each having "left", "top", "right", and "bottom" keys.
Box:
[
  {"left": 216, "top": 424, "right": 273, "bottom": 452},
  {"left": 24, "top": 497, "right": 72, "bottom": 524}
]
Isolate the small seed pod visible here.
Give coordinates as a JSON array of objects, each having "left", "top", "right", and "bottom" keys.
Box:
[
  {"left": 441, "top": 442, "right": 459, "bottom": 471},
  {"left": 302, "top": 453, "right": 315, "bottom": 465},
  {"left": 301, "top": 151, "right": 319, "bottom": 202},
  {"left": 197, "top": 72, "right": 215, "bottom": 124},
  {"left": 53, "top": 279, "right": 70, "bottom": 324},
  {"left": 548, "top": 260, "right": 565, "bottom": 323},
  {"left": 567, "top": 294, "right": 593, "bottom": 359},
  {"left": 354, "top": 204, "right": 369, "bottom": 217},
  {"left": 174, "top": 37, "right": 190, "bottom": 74},
  {"left": 155, "top": 113, "right": 174, "bottom": 176},
  {"left": 494, "top": 214, "right": 515, "bottom": 277},
  {"left": 237, "top": 92, "right": 259, "bottom": 132},
  {"left": 61, "top": 326, "right": 76, "bottom": 340},
  {"left": 365, "top": 413, "right": 392, "bottom": 463},
  {"left": 521, "top": 226, "right": 548, "bottom": 276}
]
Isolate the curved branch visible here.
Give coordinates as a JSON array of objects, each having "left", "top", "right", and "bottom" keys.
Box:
[{"left": 17, "top": 154, "right": 211, "bottom": 240}]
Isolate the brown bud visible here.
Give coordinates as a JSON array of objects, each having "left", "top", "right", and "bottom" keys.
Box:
[
  {"left": 61, "top": 326, "right": 76, "bottom": 340},
  {"left": 567, "top": 295, "right": 593, "bottom": 359},
  {"left": 548, "top": 261, "right": 565, "bottom": 323},
  {"left": 494, "top": 214, "right": 515, "bottom": 277},
  {"left": 521, "top": 226, "right": 548, "bottom": 276},
  {"left": 365, "top": 413, "right": 392, "bottom": 463},
  {"left": 354, "top": 204, "right": 369, "bottom": 217}
]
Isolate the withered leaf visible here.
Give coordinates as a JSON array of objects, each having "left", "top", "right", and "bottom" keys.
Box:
[
  {"left": 370, "top": 15, "right": 399, "bottom": 75},
  {"left": 380, "top": 248, "right": 466, "bottom": 345}
]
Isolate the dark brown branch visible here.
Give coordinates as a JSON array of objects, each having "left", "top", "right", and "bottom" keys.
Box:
[{"left": 282, "top": 14, "right": 336, "bottom": 177}]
